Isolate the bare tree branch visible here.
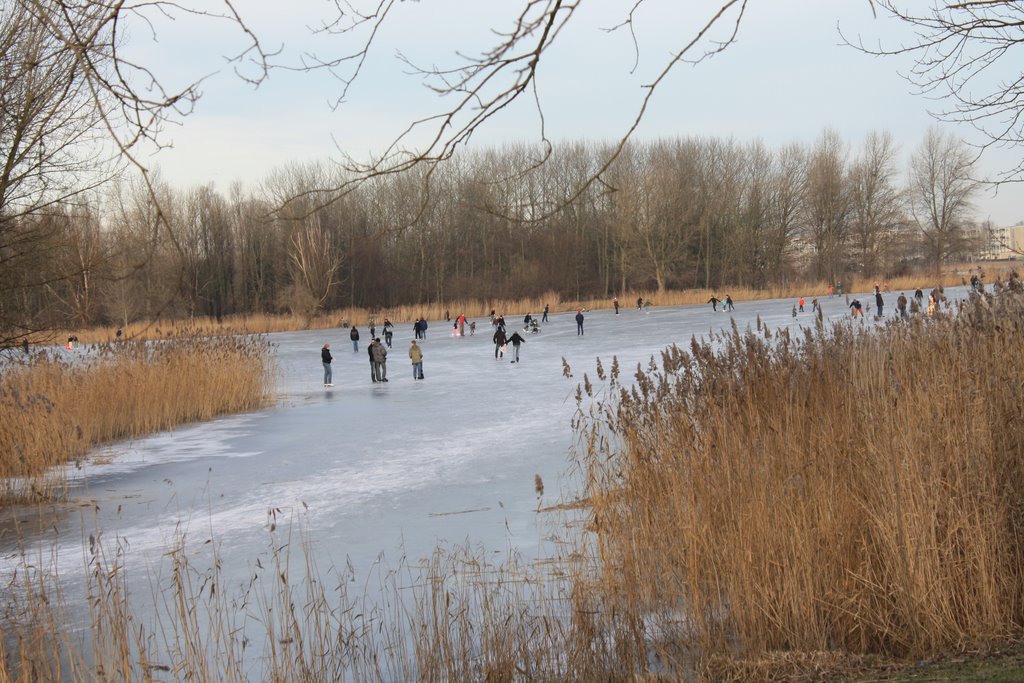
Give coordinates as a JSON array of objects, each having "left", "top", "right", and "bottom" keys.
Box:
[
  {"left": 283, "top": 0, "right": 750, "bottom": 227},
  {"left": 845, "top": 1, "right": 1024, "bottom": 183}
]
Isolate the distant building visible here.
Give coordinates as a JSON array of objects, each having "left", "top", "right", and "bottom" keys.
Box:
[{"left": 981, "top": 223, "right": 1024, "bottom": 260}]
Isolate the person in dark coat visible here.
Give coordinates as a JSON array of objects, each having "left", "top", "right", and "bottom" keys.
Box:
[
  {"left": 493, "top": 327, "right": 508, "bottom": 359},
  {"left": 896, "top": 293, "right": 908, "bottom": 319},
  {"left": 371, "top": 337, "right": 388, "bottom": 382},
  {"left": 874, "top": 285, "right": 884, "bottom": 318},
  {"left": 350, "top": 326, "right": 360, "bottom": 351},
  {"left": 707, "top": 296, "right": 720, "bottom": 311},
  {"left": 321, "top": 343, "right": 333, "bottom": 386},
  {"left": 575, "top": 310, "right": 585, "bottom": 335},
  {"left": 368, "top": 338, "right": 378, "bottom": 381},
  {"left": 507, "top": 330, "right": 526, "bottom": 363}
]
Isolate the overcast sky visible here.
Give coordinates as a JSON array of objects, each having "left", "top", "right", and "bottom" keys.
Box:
[{"left": 130, "top": 1, "right": 1024, "bottom": 225}]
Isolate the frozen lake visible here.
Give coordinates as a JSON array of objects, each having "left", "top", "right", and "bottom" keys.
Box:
[{"left": 0, "top": 286, "right": 966, "bottom": 661}]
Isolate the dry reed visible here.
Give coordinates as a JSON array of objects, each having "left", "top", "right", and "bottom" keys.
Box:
[
  {"left": 574, "top": 272, "right": 1024, "bottom": 673},
  {"left": 0, "top": 335, "right": 274, "bottom": 504}
]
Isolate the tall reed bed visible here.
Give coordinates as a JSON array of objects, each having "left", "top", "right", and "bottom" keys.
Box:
[
  {"left": 574, "top": 274, "right": 1024, "bottom": 676},
  {"left": 0, "top": 336, "right": 274, "bottom": 504},
  {"left": 3, "top": 278, "right": 1023, "bottom": 682}
]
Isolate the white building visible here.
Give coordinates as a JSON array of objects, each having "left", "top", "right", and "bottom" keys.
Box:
[{"left": 981, "top": 223, "right": 1024, "bottom": 260}]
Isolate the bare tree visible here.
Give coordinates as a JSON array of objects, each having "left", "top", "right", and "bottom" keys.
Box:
[
  {"left": 0, "top": 0, "right": 270, "bottom": 344},
  {"left": 46, "top": 203, "right": 108, "bottom": 327},
  {"left": 613, "top": 144, "right": 698, "bottom": 293},
  {"left": 764, "top": 142, "right": 807, "bottom": 284},
  {"left": 0, "top": 2, "right": 107, "bottom": 344},
  {"left": 287, "top": 1, "right": 751, "bottom": 211},
  {"left": 286, "top": 215, "right": 343, "bottom": 318},
  {"left": 804, "top": 130, "right": 851, "bottom": 285},
  {"left": 848, "top": 131, "right": 905, "bottom": 277},
  {"left": 908, "top": 127, "right": 981, "bottom": 271}
]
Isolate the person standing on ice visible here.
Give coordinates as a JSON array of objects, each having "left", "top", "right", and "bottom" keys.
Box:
[
  {"left": 542, "top": 304, "right": 549, "bottom": 322},
  {"left": 724, "top": 295, "right": 734, "bottom": 311},
  {"left": 372, "top": 338, "right": 388, "bottom": 382},
  {"left": 321, "top": 343, "right": 333, "bottom": 387},
  {"left": 493, "top": 326, "right": 508, "bottom": 359},
  {"left": 874, "top": 285, "right": 884, "bottom": 318},
  {"left": 707, "top": 296, "right": 720, "bottom": 311},
  {"left": 507, "top": 330, "right": 526, "bottom": 363},
  {"left": 575, "top": 310, "right": 585, "bottom": 335},
  {"left": 409, "top": 340, "right": 424, "bottom": 379},
  {"left": 368, "top": 338, "right": 378, "bottom": 381},
  {"left": 350, "top": 326, "right": 360, "bottom": 352},
  {"left": 896, "top": 293, "right": 908, "bottom": 319},
  {"left": 613, "top": 297, "right": 619, "bottom": 314},
  {"left": 383, "top": 319, "right": 394, "bottom": 347}
]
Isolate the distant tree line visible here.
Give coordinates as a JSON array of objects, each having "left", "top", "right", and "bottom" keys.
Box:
[
  {"left": 2, "top": 127, "right": 987, "bottom": 340},
  {"left": 3, "top": 0, "right": 1017, "bottom": 349}
]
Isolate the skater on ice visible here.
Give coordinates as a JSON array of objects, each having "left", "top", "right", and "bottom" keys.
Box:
[
  {"left": 507, "top": 330, "right": 526, "bottom": 363},
  {"left": 409, "top": 340, "right": 424, "bottom": 379},
  {"left": 321, "top": 343, "right": 333, "bottom": 387}
]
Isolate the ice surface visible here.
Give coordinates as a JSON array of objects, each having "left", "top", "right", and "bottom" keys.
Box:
[{"left": 0, "top": 287, "right": 970, "bottom": 635}]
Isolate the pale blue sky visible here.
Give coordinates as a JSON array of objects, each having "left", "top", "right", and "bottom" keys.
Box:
[{"left": 132, "top": 1, "right": 1023, "bottom": 225}]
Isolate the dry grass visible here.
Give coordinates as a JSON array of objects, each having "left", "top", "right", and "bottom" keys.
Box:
[
  {"left": 0, "top": 335, "right": 274, "bottom": 504},
  {"left": 574, "top": 272, "right": 1024, "bottom": 673}
]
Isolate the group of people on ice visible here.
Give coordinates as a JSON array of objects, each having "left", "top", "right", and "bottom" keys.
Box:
[
  {"left": 705, "top": 295, "right": 735, "bottom": 312},
  {"left": 322, "top": 336, "right": 424, "bottom": 386},
  {"left": 321, "top": 277, "right": 961, "bottom": 389},
  {"left": 847, "top": 284, "right": 945, "bottom": 319},
  {"left": 319, "top": 301, "right": 596, "bottom": 386}
]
